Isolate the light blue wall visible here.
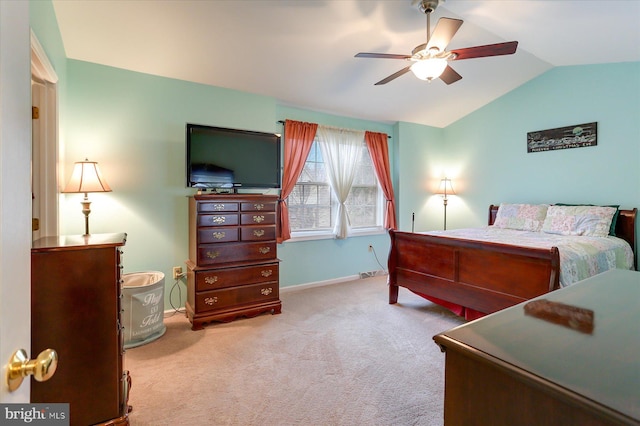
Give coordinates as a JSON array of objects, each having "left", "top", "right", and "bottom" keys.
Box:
[
  {"left": 54, "top": 59, "right": 398, "bottom": 307},
  {"left": 59, "top": 60, "right": 278, "bottom": 308},
  {"left": 394, "top": 122, "right": 445, "bottom": 232},
  {"left": 440, "top": 62, "right": 640, "bottom": 230},
  {"left": 30, "top": 1, "right": 67, "bottom": 81}
]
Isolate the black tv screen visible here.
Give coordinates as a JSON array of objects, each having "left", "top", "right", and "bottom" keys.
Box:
[{"left": 186, "top": 123, "right": 281, "bottom": 189}]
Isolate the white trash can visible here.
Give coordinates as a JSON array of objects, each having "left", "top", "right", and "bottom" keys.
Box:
[{"left": 122, "top": 271, "right": 166, "bottom": 349}]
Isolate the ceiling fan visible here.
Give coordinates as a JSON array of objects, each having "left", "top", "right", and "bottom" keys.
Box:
[{"left": 355, "top": 0, "right": 518, "bottom": 85}]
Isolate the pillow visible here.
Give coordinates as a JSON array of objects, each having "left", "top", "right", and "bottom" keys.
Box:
[
  {"left": 554, "top": 203, "right": 620, "bottom": 236},
  {"left": 493, "top": 203, "right": 549, "bottom": 232},
  {"left": 541, "top": 205, "right": 617, "bottom": 237}
]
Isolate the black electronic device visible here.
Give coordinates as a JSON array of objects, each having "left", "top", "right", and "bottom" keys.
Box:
[{"left": 186, "top": 123, "right": 281, "bottom": 190}]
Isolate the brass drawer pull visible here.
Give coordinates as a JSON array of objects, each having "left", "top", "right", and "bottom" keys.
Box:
[
  {"left": 261, "top": 288, "right": 273, "bottom": 296},
  {"left": 206, "top": 250, "right": 220, "bottom": 259},
  {"left": 254, "top": 203, "right": 264, "bottom": 210},
  {"left": 212, "top": 216, "right": 226, "bottom": 224},
  {"left": 213, "top": 204, "right": 225, "bottom": 211},
  {"left": 204, "top": 276, "right": 218, "bottom": 285},
  {"left": 253, "top": 215, "right": 265, "bottom": 223},
  {"left": 261, "top": 269, "right": 273, "bottom": 278},
  {"left": 253, "top": 229, "right": 265, "bottom": 237},
  {"left": 204, "top": 297, "right": 218, "bottom": 305},
  {"left": 258, "top": 247, "right": 271, "bottom": 255},
  {"left": 212, "top": 231, "right": 226, "bottom": 240}
]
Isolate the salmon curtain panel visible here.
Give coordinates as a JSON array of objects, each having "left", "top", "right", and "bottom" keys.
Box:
[
  {"left": 365, "top": 131, "right": 397, "bottom": 230},
  {"left": 277, "top": 120, "right": 318, "bottom": 243}
]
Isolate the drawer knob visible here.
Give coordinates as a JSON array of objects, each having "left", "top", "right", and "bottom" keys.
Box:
[
  {"left": 204, "top": 276, "right": 218, "bottom": 285},
  {"left": 254, "top": 203, "right": 264, "bottom": 210},
  {"left": 253, "top": 229, "right": 265, "bottom": 237},
  {"left": 261, "top": 269, "right": 273, "bottom": 278},
  {"left": 204, "top": 297, "right": 218, "bottom": 305},
  {"left": 206, "top": 250, "right": 220, "bottom": 259},
  {"left": 261, "top": 287, "right": 273, "bottom": 296},
  {"left": 213, "top": 204, "right": 224, "bottom": 211},
  {"left": 258, "top": 247, "right": 271, "bottom": 255},
  {"left": 253, "top": 215, "right": 265, "bottom": 223},
  {"left": 212, "top": 231, "right": 226, "bottom": 240},
  {"left": 212, "top": 216, "right": 226, "bottom": 224}
]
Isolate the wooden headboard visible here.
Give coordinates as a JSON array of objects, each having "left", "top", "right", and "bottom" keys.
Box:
[{"left": 488, "top": 204, "right": 637, "bottom": 267}]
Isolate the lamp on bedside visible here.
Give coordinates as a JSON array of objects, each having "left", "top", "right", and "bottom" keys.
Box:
[
  {"left": 62, "top": 159, "right": 112, "bottom": 236},
  {"left": 437, "top": 178, "right": 455, "bottom": 230}
]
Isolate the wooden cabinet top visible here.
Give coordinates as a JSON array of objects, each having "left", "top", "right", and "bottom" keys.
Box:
[
  {"left": 434, "top": 268, "right": 640, "bottom": 424},
  {"left": 191, "top": 193, "right": 278, "bottom": 201},
  {"left": 32, "top": 233, "right": 127, "bottom": 252}
]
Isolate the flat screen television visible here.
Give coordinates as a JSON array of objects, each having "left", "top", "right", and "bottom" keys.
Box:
[{"left": 186, "top": 123, "right": 281, "bottom": 190}]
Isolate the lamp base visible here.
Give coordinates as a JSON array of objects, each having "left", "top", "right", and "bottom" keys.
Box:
[
  {"left": 81, "top": 194, "right": 92, "bottom": 236},
  {"left": 443, "top": 197, "right": 448, "bottom": 230}
]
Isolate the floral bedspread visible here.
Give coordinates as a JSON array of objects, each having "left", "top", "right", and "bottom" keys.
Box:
[{"left": 423, "top": 227, "right": 635, "bottom": 287}]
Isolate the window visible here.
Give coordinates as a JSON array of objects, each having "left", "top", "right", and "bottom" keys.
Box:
[{"left": 287, "top": 137, "right": 383, "bottom": 236}]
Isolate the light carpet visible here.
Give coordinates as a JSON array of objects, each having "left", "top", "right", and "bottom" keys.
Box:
[{"left": 126, "top": 276, "right": 465, "bottom": 425}]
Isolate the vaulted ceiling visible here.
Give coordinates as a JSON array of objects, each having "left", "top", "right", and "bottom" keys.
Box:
[{"left": 52, "top": 0, "right": 640, "bottom": 128}]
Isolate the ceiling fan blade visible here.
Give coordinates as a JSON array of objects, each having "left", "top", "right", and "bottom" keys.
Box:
[
  {"left": 450, "top": 41, "right": 518, "bottom": 61},
  {"left": 426, "top": 17, "right": 463, "bottom": 53},
  {"left": 355, "top": 52, "right": 411, "bottom": 60},
  {"left": 374, "top": 66, "right": 412, "bottom": 85},
  {"left": 439, "top": 65, "right": 462, "bottom": 85}
]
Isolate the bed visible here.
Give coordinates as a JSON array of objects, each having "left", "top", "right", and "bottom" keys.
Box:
[{"left": 388, "top": 204, "right": 637, "bottom": 320}]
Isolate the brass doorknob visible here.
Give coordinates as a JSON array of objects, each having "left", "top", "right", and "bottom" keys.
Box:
[{"left": 5, "top": 348, "right": 58, "bottom": 392}]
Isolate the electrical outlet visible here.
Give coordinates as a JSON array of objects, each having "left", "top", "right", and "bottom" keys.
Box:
[
  {"left": 368, "top": 245, "right": 373, "bottom": 252},
  {"left": 172, "top": 266, "right": 183, "bottom": 280}
]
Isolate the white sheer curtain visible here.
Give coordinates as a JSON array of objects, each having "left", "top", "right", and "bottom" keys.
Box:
[{"left": 317, "top": 125, "right": 365, "bottom": 239}]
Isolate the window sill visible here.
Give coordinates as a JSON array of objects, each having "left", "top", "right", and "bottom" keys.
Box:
[{"left": 286, "top": 227, "right": 387, "bottom": 243}]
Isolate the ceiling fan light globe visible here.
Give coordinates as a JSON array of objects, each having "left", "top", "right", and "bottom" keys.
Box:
[{"left": 410, "top": 58, "right": 447, "bottom": 81}]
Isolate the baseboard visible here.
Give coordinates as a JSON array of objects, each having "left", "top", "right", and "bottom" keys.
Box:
[{"left": 280, "top": 272, "right": 387, "bottom": 294}]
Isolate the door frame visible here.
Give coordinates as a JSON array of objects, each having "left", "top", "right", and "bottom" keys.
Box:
[{"left": 31, "top": 29, "right": 59, "bottom": 239}]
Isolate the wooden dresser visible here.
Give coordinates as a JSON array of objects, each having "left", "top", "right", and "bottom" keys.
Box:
[
  {"left": 434, "top": 269, "right": 640, "bottom": 426},
  {"left": 186, "top": 194, "right": 281, "bottom": 330},
  {"left": 31, "top": 233, "right": 130, "bottom": 426}
]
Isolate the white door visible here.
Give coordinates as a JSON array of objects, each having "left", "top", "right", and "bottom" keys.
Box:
[{"left": 0, "top": 0, "right": 33, "bottom": 402}]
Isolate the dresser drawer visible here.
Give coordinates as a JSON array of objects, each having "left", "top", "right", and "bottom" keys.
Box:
[
  {"left": 198, "top": 202, "right": 239, "bottom": 213},
  {"left": 241, "top": 201, "right": 276, "bottom": 213},
  {"left": 197, "top": 214, "right": 239, "bottom": 227},
  {"left": 195, "top": 282, "right": 280, "bottom": 313},
  {"left": 197, "top": 241, "right": 276, "bottom": 265},
  {"left": 241, "top": 212, "right": 276, "bottom": 226},
  {"left": 194, "top": 263, "right": 279, "bottom": 291},
  {"left": 198, "top": 227, "right": 239, "bottom": 244},
  {"left": 240, "top": 226, "right": 275, "bottom": 241}
]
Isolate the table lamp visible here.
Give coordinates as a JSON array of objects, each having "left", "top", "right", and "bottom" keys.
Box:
[
  {"left": 437, "top": 178, "right": 455, "bottom": 230},
  {"left": 62, "top": 159, "right": 112, "bottom": 236}
]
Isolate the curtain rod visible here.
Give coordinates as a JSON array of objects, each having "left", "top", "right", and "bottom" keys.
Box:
[{"left": 277, "top": 120, "right": 391, "bottom": 138}]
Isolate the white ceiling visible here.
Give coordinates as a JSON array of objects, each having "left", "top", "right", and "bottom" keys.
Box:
[{"left": 52, "top": 0, "right": 640, "bottom": 128}]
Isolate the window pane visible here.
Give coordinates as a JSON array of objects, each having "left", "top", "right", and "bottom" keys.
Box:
[
  {"left": 288, "top": 183, "right": 332, "bottom": 230},
  {"left": 288, "top": 136, "right": 383, "bottom": 234},
  {"left": 345, "top": 185, "right": 377, "bottom": 227}
]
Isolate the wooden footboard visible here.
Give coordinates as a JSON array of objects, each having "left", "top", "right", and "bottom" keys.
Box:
[{"left": 388, "top": 230, "right": 560, "bottom": 315}]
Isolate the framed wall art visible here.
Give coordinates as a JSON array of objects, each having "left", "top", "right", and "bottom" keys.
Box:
[{"left": 527, "top": 122, "right": 597, "bottom": 153}]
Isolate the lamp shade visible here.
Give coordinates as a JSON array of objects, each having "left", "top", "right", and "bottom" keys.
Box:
[
  {"left": 437, "top": 178, "right": 455, "bottom": 197},
  {"left": 410, "top": 58, "right": 448, "bottom": 81},
  {"left": 62, "top": 160, "right": 112, "bottom": 194}
]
